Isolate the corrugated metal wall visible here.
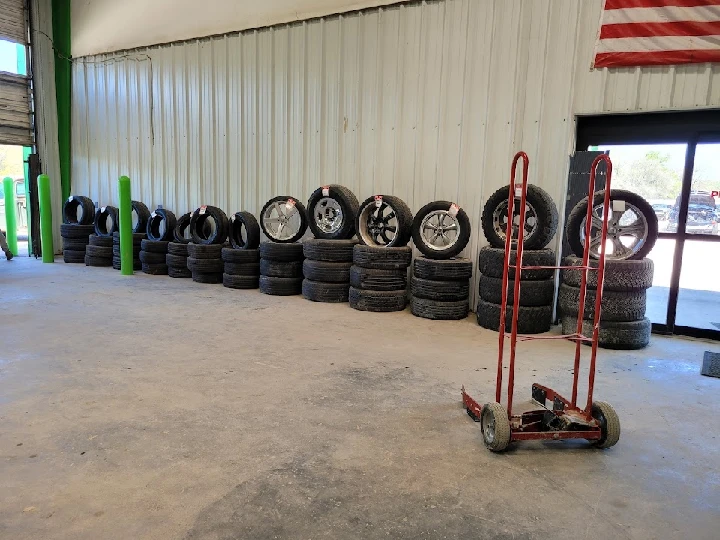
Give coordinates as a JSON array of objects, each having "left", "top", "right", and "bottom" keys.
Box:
[{"left": 71, "top": 0, "right": 720, "bottom": 302}]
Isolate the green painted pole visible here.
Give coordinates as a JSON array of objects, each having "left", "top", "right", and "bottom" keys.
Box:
[
  {"left": 2, "top": 178, "right": 18, "bottom": 256},
  {"left": 37, "top": 175, "right": 54, "bottom": 263},
  {"left": 52, "top": 0, "right": 72, "bottom": 203},
  {"left": 118, "top": 176, "right": 133, "bottom": 275}
]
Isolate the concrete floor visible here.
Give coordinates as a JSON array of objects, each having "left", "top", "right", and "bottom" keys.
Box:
[{"left": 1, "top": 258, "right": 718, "bottom": 540}]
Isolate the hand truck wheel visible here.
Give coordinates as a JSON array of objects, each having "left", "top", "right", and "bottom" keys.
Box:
[
  {"left": 481, "top": 403, "right": 511, "bottom": 452},
  {"left": 590, "top": 401, "right": 621, "bottom": 449}
]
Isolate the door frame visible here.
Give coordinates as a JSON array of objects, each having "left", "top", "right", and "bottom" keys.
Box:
[{"left": 576, "top": 111, "right": 720, "bottom": 340}]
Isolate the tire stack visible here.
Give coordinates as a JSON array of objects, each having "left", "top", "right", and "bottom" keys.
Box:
[
  {"left": 558, "top": 257, "right": 653, "bottom": 350},
  {"left": 139, "top": 208, "right": 177, "bottom": 276},
  {"left": 410, "top": 258, "right": 473, "bottom": 320},
  {"left": 349, "top": 245, "right": 411, "bottom": 312},
  {"left": 302, "top": 239, "right": 355, "bottom": 303},
  {"left": 61, "top": 195, "right": 96, "bottom": 264},
  {"left": 476, "top": 184, "right": 559, "bottom": 334},
  {"left": 112, "top": 232, "right": 143, "bottom": 270},
  {"left": 259, "top": 242, "right": 304, "bottom": 295},
  {"left": 186, "top": 205, "right": 229, "bottom": 284},
  {"left": 166, "top": 212, "right": 193, "bottom": 278},
  {"left": 222, "top": 211, "right": 261, "bottom": 289},
  {"left": 84, "top": 235, "right": 113, "bottom": 267}
]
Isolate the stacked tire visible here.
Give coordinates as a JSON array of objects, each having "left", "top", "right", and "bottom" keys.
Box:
[
  {"left": 112, "top": 232, "right": 143, "bottom": 270},
  {"left": 259, "top": 242, "right": 304, "bottom": 295},
  {"left": 187, "top": 243, "right": 224, "bottom": 284},
  {"left": 84, "top": 235, "right": 113, "bottom": 267},
  {"left": 140, "top": 239, "right": 170, "bottom": 275},
  {"left": 476, "top": 184, "right": 559, "bottom": 334},
  {"left": 558, "top": 257, "right": 653, "bottom": 350},
  {"left": 349, "top": 245, "right": 411, "bottom": 312},
  {"left": 222, "top": 210, "right": 261, "bottom": 289},
  {"left": 302, "top": 239, "right": 355, "bottom": 303},
  {"left": 410, "top": 258, "right": 472, "bottom": 320},
  {"left": 62, "top": 195, "right": 96, "bottom": 263},
  {"left": 166, "top": 211, "right": 193, "bottom": 278}
]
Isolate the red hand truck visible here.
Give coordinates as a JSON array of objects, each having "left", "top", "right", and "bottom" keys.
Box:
[{"left": 462, "top": 152, "right": 620, "bottom": 452}]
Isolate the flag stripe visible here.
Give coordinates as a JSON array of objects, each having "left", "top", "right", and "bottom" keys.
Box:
[
  {"left": 600, "top": 20, "right": 720, "bottom": 38},
  {"left": 602, "top": 5, "right": 720, "bottom": 25},
  {"left": 605, "top": 0, "right": 720, "bottom": 10},
  {"left": 597, "top": 34, "right": 720, "bottom": 53},
  {"left": 595, "top": 49, "right": 720, "bottom": 67}
]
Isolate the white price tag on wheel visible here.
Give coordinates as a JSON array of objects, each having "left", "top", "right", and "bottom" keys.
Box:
[
  {"left": 514, "top": 183, "right": 523, "bottom": 197},
  {"left": 199, "top": 205, "right": 207, "bottom": 215},
  {"left": 230, "top": 214, "right": 235, "bottom": 222},
  {"left": 448, "top": 203, "right": 460, "bottom": 217},
  {"left": 68, "top": 196, "right": 73, "bottom": 202},
  {"left": 150, "top": 212, "right": 157, "bottom": 219},
  {"left": 285, "top": 198, "right": 296, "bottom": 211},
  {"left": 374, "top": 195, "right": 383, "bottom": 208},
  {"left": 612, "top": 200, "right": 626, "bottom": 212},
  {"left": 322, "top": 186, "right": 330, "bottom": 197},
  {"left": 101, "top": 206, "right": 106, "bottom": 213}
]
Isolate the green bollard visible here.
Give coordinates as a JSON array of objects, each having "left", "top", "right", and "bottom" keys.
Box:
[
  {"left": 118, "top": 176, "right": 134, "bottom": 275},
  {"left": 2, "top": 177, "right": 18, "bottom": 256},
  {"left": 37, "top": 174, "right": 54, "bottom": 262}
]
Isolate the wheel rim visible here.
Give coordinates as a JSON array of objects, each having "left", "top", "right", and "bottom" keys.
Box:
[
  {"left": 263, "top": 201, "right": 302, "bottom": 241},
  {"left": 492, "top": 199, "right": 538, "bottom": 244},
  {"left": 358, "top": 202, "right": 398, "bottom": 246},
  {"left": 481, "top": 409, "right": 496, "bottom": 444},
  {"left": 313, "top": 197, "right": 343, "bottom": 234},
  {"left": 580, "top": 200, "right": 649, "bottom": 260},
  {"left": 420, "top": 210, "right": 460, "bottom": 251}
]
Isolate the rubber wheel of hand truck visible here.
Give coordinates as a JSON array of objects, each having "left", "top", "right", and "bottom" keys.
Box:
[
  {"left": 590, "top": 401, "right": 620, "bottom": 449},
  {"left": 480, "top": 402, "right": 511, "bottom": 452}
]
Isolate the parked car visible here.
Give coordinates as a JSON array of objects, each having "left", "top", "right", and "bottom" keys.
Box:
[
  {"left": 651, "top": 202, "right": 672, "bottom": 221},
  {"left": 0, "top": 177, "right": 27, "bottom": 230},
  {"left": 667, "top": 191, "right": 718, "bottom": 235}
]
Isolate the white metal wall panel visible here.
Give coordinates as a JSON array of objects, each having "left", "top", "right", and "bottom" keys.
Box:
[
  {"left": 0, "top": 0, "right": 27, "bottom": 44},
  {"left": 71, "top": 0, "right": 720, "bottom": 304}
]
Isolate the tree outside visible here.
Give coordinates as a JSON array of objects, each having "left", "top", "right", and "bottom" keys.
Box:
[{"left": 0, "top": 144, "right": 24, "bottom": 179}]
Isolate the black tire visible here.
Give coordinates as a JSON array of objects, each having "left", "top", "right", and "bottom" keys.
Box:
[
  {"left": 85, "top": 244, "right": 112, "bottom": 258},
  {"left": 192, "top": 271, "right": 223, "bottom": 284},
  {"left": 223, "top": 273, "right": 259, "bottom": 289},
  {"left": 591, "top": 401, "right": 621, "bottom": 449},
  {"left": 146, "top": 208, "right": 177, "bottom": 242},
  {"left": 259, "top": 196, "right": 308, "bottom": 243},
  {"left": 410, "top": 276, "right": 469, "bottom": 302},
  {"left": 174, "top": 212, "right": 192, "bottom": 244},
  {"left": 566, "top": 189, "right": 658, "bottom": 261},
  {"left": 478, "top": 274, "right": 555, "bottom": 307},
  {"left": 112, "top": 245, "right": 141, "bottom": 257},
  {"left": 349, "top": 265, "right": 407, "bottom": 291},
  {"left": 557, "top": 283, "right": 646, "bottom": 322},
  {"left": 259, "top": 275, "right": 303, "bottom": 295},
  {"left": 112, "top": 257, "right": 142, "bottom": 271},
  {"left": 131, "top": 201, "right": 151, "bottom": 234},
  {"left": 63, "top": 195, "right": 95, "bottom": 225},
  {"left": 112, "top": 231, "right": 145, "bottom": 244},
  {"left": 476, "top": 299, "right": 552, "bottom": 334},
  {"left": 410, "top": 297, "right": 469, "bottom": 320},
  {"left": 168, "top": 266, "right": 192, "bottom": 278},
  {"left": 140, "top": 239, "right": 170, "bottom": 254},
  {"left": 187, "top": 243, "right": 223, "bottom": 259},
  {"left": 142, "top": 263, "right": 168, "bottom": 275},
  {"left": 303, "top": 238, "right": 357, "bottom": 262},
  {"left": 168, "top": 242, "right": 189, "bottom": 256},
  {"left": 84, "top": 254, "right": 112, "bottom": 267},
  {"left": 166, "top": 253, "right": 188, "bottom": 267},
  {"left": 229, "top": 211, "right": 261, "bottom": 249},
  {"left": 560, "top": 316, "right": 651, "bottom": 350},
  {"left": 303, "top": 260, "right": 352, "bottom": 283},
  {"left": 480, "top": 403, "right": 511, "bottom": 452},
  {"left": 413, "top": 257, "right": 473, "bottom": 281},
  {"left": 481, "top": 184, "right": 558, "bottom": 249},
  {"left": 478, "top": 247, "right": 556, "bottom": 281},
  {"left": 561, "top": 256, "right": 654, "bottom": 291},
  {"left": 260, "top": 259, "right": 303, "bottom": 278},
  {"left": 302, "top": 279, "right": 350, "bottom": 302},
  {"left": 189, "top": 205, "right": 229, "bottom": 245},
  {"left": 356, "top": 195, "right": 413, "bottom": 247},
  {"left": 63, "top": 249, "right": 86, "bottom": 263},
  {"left": 187, "top": 257, "right": 224, "bottom": 273},
  {"left": 88, "top": 234, "right": 113, "bottom": 247},
  {"left": 353, "top": 244, "right": 412, "bottom": 269},
  {"left": 348, "top": 287, "right": 407, "bottom": 312},
  {"left": 93, "top": 206, "right": 119, "bottom": 237},
  {"left": 60, "top": 223, "right": 95, "bottom": 239},
  {"left": 139, "top": 251, "right": 167, "bottom": 265},
  {"left": 62, "top": 238, "right": 90, "bottom": 251},
  {"left": 222, "top": 247, "right": 260, "bottom": 263},
  {"left": 307, "top": 184, "right": 360, "bottom": 240},
  {"left": 224, "top": 262, "right": 260, "bottom": 276},
  {"left": 411, "top": 201, "right": 471, "bottom": 259},
  {"left": 259, "top": 242, "right": 304, "bottom": 262}
]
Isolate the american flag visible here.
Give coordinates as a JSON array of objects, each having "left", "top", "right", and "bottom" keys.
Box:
[{"left": 594, "top": 0, "right": 720, "bottom": 68}]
